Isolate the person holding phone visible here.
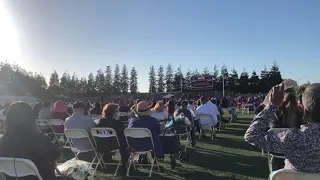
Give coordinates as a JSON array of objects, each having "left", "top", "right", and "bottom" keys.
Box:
[{"left": 245, "top": 83, "right": 320, "bottom": 173}]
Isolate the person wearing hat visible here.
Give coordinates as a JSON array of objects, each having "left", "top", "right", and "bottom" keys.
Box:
[
  {"left": 65, "top": 101, "right": 97, "bottom": 153},
  {"left": 128, "top": 101, "right": 164, "bottom": 159},
  {"left": 245, "top": 83, "right": 320, "bottom": 173}
]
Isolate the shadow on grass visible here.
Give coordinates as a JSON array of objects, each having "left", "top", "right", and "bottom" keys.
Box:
[{"left": 187, "top": 148, "right": 268, "bottom": 179}]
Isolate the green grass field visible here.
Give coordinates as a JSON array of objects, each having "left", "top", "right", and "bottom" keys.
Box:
[{"left": 92, "top": 114, "right": 269, "bottom": 180}]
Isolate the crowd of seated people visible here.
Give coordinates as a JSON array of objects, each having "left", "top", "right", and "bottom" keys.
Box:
[{"left": 4, "top": 88, "right": 316, "bottom": 179}]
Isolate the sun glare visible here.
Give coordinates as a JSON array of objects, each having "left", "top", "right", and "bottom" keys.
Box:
[{"left": 0, "top": 2, "right": 23, "bottom": 66}]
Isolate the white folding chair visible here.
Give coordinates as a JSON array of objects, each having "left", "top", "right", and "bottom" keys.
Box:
[
  {"left": 269, "top": 169, "right": 320, "bottom": 180},
  {"left": 64, "top": 129, "right": 106, "bottom": 176},
  {"left": 49, "top": 119, "right": 67, "bottom": 146},
  {"left": 90, "top": 127, "right": 122, "bottom": 176},
  {"left": 172, "top": 122, "right": 192, "bottom": 151},
  {"left": 0, "top": 157, "right": 43, "bottom": 180},
  {"left": 267, "top": 128, "right": 289, "bottom": 173},
  {"left": 124, "top": 128, "right": 160, "bottom": 177},
  {"left": 36, "top": 119, "right": 53, "bottom": 136},
  {"left": 196, "top": 114, "right": 216, "bottom": 140}
]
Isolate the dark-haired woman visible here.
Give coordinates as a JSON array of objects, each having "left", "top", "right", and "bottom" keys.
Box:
[
  {"left": 0, "top": 102, "right": 62, "bottom": 180},
  {"left": 96, "top": 103, "right": 129, "bottom": 165}
]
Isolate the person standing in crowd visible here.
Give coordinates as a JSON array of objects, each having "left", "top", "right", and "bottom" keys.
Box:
[
  {"left": 187, "top": 100, "right": 195, "bottom": 111},
  {"left": 0, "top": 102, "right": 62, "bottom": 180},
  {"left": 96, "top": 103, "right": 129, "bottom": 164},
  {"left": 38, "top": 101, "right": 52, "bottom": 120},
  {"left": 128, "top": 101, "right": 164, "bottom": 159},
  {"left": 166, "top": 100, "right": 175, "bottom": 118},
  {"left": 65, "top": 101, "right": 97, "bottom": 152},
  {"left": 245, "top": 83, "right": 320, "bottom": 173},
  {"left": 173, "top": 100, "right": 196, "bottom": 147},
  {"left": 51, "top": 100, "right": 70, "bottom": 134},
  {"left": 151, "top": 101, "right": 169, "bottom": 121},
  {"left": 90, "top": 102, "right": 102, "bottom": 115}
]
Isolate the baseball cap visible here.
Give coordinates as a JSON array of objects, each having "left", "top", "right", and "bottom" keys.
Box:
[
  {"left": 302, "top": 83, "right": 320, "bottom": 112},
  {"left": 73, "top": 101, "right": 85, "bottom": 109}
]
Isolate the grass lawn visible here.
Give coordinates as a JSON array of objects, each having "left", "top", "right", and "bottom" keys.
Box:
[{"left": 90, "top": 114, "right": 269, "bottom": 180}]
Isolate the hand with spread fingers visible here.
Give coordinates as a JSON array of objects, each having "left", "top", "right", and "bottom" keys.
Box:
[{"left": 269, "top": 84, "right": 285, "bottom": 107}]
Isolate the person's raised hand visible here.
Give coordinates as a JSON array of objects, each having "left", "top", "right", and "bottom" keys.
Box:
[{"left": 269, "top": 84, "right": 285, "bottom": 106}]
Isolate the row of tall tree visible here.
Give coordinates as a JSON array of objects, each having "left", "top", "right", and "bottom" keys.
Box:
[
  {"left": 0, "top": 61, "right": 283, "bottom": 100},
  {"left": 148, "top": 62, "right": 283, "bottom": 94},
  {"left": 48, "top": 64, "right": 138, "bottom": 97}
]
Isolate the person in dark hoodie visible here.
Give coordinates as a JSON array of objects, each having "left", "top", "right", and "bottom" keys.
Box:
[{"left": 90, "top": 102, "right": 102, "bottom": 115}]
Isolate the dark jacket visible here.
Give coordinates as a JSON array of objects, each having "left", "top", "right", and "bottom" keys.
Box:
[
  {"left": 128, "top": 116, "right": 164, "bottom": 158},
  {"left": 97, "top": 117, "right": 127, "bottom": 153}
]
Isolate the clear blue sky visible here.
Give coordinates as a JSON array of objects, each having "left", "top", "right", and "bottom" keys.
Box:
[{"left": 1, "top": 0, "right": 319, "bottom": 92}]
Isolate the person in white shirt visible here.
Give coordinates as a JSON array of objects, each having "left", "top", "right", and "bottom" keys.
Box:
[
  {"left": 151, "top": 101, "right": 169, "bottom": 121},
  {"left": 195, "top": 97, "right": 219, "bottom": 127},
  {"left": 187, "top": 100, "right": 195, "bottom": 111}
]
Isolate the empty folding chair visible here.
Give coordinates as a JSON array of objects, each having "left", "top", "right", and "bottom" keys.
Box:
[
  {"left": 64, "top": 129, "right": 105, "bottom": 176},
  {"left": 269, "top": 169, "right": 320, "bottom": 180},
  {"left": 196, "top": 114, "right": 216, "bottom": 139},
  {"left": 49, "top": 119, "right": 67, "bottom": 146},
  {"left": 0, "top": 157, "right": 43, "bottom": 180},
  {"left": 90, "top": 127, "right": 122, "bottom": 176},
  {"left": 267, "top": 128, "right": 288, "bottom": 173},
  {"left": 124, "top": 128, "right": 160, "bottom": 177}
]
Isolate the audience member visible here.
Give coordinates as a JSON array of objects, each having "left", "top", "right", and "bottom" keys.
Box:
[
  {"left": 195, "top": 97, "right": 219, "bottom": 129},
  {"left": 0, "top": 102, "right": 62, "bottom": 180},
  {"left": 172, "top": 100, "right": 196, "bottom": 147},
  {"left": 119, "top": 101, "right": 130, "bottom": 122},
  {"left": 245, "top": 83, "right": 320, "bottom": 173},
  {"left": 128, "top": 101, "right": 164, "bottom": 159},
  {"left": 65, "top": 102, "right": 97, "bottom": 152},
  {"left": 90, "top": 102, "right": 102, "bottom": 115},
  {"left": 51, "top": 100, "right": 70, "bottom": 133},
  {"left": 38, "top": 101, "right": 52, "bottom": 120},
  {"left": 96, "top": 103, "right": 129, "bottom": 164},
  {"left": 151, "top": 101, "right": 169, "bottom": 121}
]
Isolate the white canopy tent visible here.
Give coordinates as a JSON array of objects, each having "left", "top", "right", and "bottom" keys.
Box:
[
  {"left": 163, "top": 94, "right": 174, "bottom": 99},
  {"left": 0, "top": 95, "right": 39, "bottom": 104}
]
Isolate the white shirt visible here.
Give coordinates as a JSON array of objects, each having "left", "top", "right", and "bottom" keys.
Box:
[
  {"left": 187, "top": 104, "right": 195, "bottom": 111},
  {"left": 151, "top": 110, "right": 169, "bottom": 121},
  {"left": 195, "top": 102, "right": 219, "bottom": 126}
]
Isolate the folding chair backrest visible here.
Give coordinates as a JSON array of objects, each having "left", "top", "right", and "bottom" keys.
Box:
[
  {"left": 120, "top": 112, "right": 129, "bottom": 117},
  {"left": 65, "top": 129, "right": 95, "bottom": 152},
  {"left": 124, "top": 128, "right": 152, "bottom": 138},
  {"left": 0, "top": 157, "right": 43, "bottom": 180},
  {"left": 65, "top": 129, "right": 89, "bottom": 139},
  {"left": 197, "top": 114, "right": 213, "bottom": 120},
  {"left": 124, "top": 128, "right": 154, "bottom": 151},
  {"left": 49, "top": 119, "right": 65, "bottom": 126},
  {"left": 90, "top": 127, "right": 120, "bottom": 149},
  {"left": 36, "top": 119, "right": 49, "bottom": 128},
  {"left": 91, "top": 127, "right": 118, "bottom": 138},
  {"left": 270, "top": 169, "right": 320, "bottom": 180}
]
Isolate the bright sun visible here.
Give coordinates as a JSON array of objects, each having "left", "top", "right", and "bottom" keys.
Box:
[{"left": 0, "top": 2, "right": 23, "bottom": 65}]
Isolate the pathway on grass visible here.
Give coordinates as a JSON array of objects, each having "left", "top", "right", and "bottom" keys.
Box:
[{"left": 97, "top": 115, "right": 269, "bottom": 180}]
